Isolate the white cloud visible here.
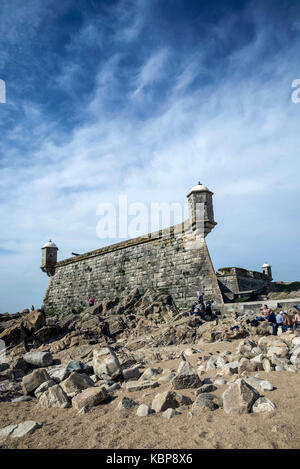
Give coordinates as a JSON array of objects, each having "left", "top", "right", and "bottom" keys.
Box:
[
  {"left": 1, "top": 1, "right": 300, "bottom": 312},
  {"left": 132, "top": 48, "right": 170, "bottom": 97}
]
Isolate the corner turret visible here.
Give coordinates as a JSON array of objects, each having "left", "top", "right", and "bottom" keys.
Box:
[
  {"left": 262, "top": 262, "right": 273, "bottom": 281},
  {"left": 186, "top": 181, "right": 217, "bottom": 237},
  {"left": 41, "top": 240, "right": 58, "bottom": 277}
]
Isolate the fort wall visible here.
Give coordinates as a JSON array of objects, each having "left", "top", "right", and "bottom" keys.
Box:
[{"left": 42, "top": 221, "right": 224, "bottom": 313}]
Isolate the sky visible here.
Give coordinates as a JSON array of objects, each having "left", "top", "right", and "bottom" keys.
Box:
[{"left": 0, "top": 0, "right": 300, "bottom": 313}]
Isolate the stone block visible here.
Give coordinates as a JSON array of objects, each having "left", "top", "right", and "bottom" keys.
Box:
[{"left": 72, "top": 386, "right": 108, "bottom": 411}]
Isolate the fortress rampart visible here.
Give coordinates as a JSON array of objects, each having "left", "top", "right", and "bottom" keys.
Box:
[{"left": 41, "top": 183, "right": 224, "bottom": 313}]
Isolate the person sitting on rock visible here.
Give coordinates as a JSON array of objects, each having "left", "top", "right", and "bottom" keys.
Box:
[
  {"left": 263, "top": 308, "right": 277, "bottom": 335},
  {"left": 193, "top": 304, "right": 201, "bottom": 316},
  {"left": 276, "top": 311, "right": 284, "bottom": 332},
  {"left": 205, "top": 300, "right": 213, "bottom": 321},
  {"left": 89, "top": 297, "right": 95, "bottom": 307},
  {"left": 293, "top": 307, "right": 300, "bottom": 334},
  {"left": 190, "top": 302, "right": 197, "bottom": 316},
  {"left": 282, "top": 311, "right": 293, "bottom": 332},
  {"left": 262, "top": 304, "right": 271, "bottom": 315}
]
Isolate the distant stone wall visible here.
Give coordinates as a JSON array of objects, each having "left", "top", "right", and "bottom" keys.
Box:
[
  {"left": 42, "top": 222, "right": 224, "bottom": 313},
  {"left": 236, "top": 274, "right": 268, "bottom": 292},
  {"left": 216, "top": 267, "right": 269, "bottom": 300}
]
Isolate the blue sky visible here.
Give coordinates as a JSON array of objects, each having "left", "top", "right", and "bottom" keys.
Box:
[{"left": 0, "top": 0, "right": 300, "bottom": 313}]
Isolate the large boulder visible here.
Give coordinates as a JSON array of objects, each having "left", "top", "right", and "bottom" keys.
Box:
[
  {"left": 255, "top": 321, "right": 273, "bottom": 336},
  {"left": 151, "top": 391, "right": 181, "bottom": 413},
  {"left": 252, "top": 397, "right": 276, "bottom": 413},
  {"left": 23, "top": 351, "right": 53, "bottom": 368},
  {"left": 107, "top": 316, "right": 127, "bottom": 336},
  {"left": 22, "top": 310, "right": 45, "bottom": 332},
  {"left": 237, "top": 339, "right": 259, "bottom": 358},
  {"left": 171, "top": 360, "right": 201, "bottom": 390},
  {"left": 22, "top": 369, "right": 51, "bottom": 395},
  {"left": 11, "top": 421, "right": 42, "bottom": 438},
  {"left": 58, "top": 314, "right": 80, "bottom": 333},
  {"left": 34, "top": 325, "right": 61, "bottom": 343},
  {"left": 0, "top": 322, "right": 29, "bottom": 346},
  {"left": 47, "top": 364, "right": 69, "bottom": 383},
  {"left": 292, "top": 337, "right": 300, "bottom": 347},
  {"left": 117, "top": 288, "right": 141, "bottom": 314},
  {"left": 162, "top": 408, "right": 181, "bottom": 419},
  {"left": 9, "top": 357, "right": 28, "bottom": 372},
  {"left": 262, "top": 358, "right": 273, "bottom": 373},
  {"left": 192, "top": 393, "right": 219, "bottom": 411},
  {"left": 238, "top": 358, "right": 258, "bottom": 374},
  {"left": 124, "top": 380, "right": 159, "bottom": 392},
  {"left": 65, "top": 360, "right": 92, "bottom": 375},
  {"left": 0, "top": 424, "right": 18, "bottom": 439},
  {"left": 122, "top": 365, "right": 142, "bottom": 381},
  {"left": 258, "top": 337, "right": 289, "bottom": 358},
  {"left": 93, "top": 347, "right": 123, "bottom": 380},
  {"left": 71, "top": 386, "right": 108, "bottom": 411},
  {"left": 136, "top": 404, "right": 151, "bottom": 417},
  {"left": 37, "top": 384, "right": 70, "bottom": 408},
  {"left": 139, "top": 367, "right": 162, "bottom": 381},
  {"left": 77, "top": 316, "right": 101, "bottom": 333},
  {"left": 60, "top": 372, "right": 94, "bottom": 397},
  {"left": 80, "top": 303, "right": 103, "bottom": 316},
  {"left": 222, "top": 378, "right": 259, "bottom": 414},
  {"left": 250, "top": 354, "right": 266, "bottom": 371},
  {"left": 34, "top": 380, "right": 56, "bottom": 398},
  {"left": 219, "top": 361, "right": 239, "bottom": 376},
  {"left": 243, "top": 376, "right": 274, "bottom": 392},
  {"left": 117, "top": 397, "right": 137, "bottom": 410}
]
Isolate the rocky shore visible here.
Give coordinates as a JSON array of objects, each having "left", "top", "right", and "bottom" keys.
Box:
[{"left": 0, "top": 289, "right": 299, "bottom": 449}]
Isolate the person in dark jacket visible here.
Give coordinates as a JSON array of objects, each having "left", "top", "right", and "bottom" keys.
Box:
[
  {"left": 264, "top": 309, "right": 277, "bottom": 335},
  {"left": 198, "top": 293, "right": 204, "bottom": 305},
  {"left": 205, "top": 300, "right": 213, "bottom": 321}
]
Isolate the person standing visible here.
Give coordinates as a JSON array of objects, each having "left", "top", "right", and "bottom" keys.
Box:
[
  {"left": 198, "top": 293, "right": 204, "bottom": 305},
  {"left": 89, "top": 297, "right": 95, "bottom": 307}
]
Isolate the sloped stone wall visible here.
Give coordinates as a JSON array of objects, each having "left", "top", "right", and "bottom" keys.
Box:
[{"left": 42, "top": 224, "right": 223, "bottom": 313}]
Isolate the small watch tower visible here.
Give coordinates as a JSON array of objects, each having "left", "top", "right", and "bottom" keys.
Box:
[
  {"left": 262, "top": 262, "right": 273, "bottom": 282},
  {"left": 41, "top": 240, "right": 58, "bottom": 277},
  {"left": 186, "top": 182, "right": 217, "bottom": 237}
]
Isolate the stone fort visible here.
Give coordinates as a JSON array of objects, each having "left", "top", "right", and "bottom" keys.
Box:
[{"left": 41, "top": 182, "right": 272, "bottom": 313}]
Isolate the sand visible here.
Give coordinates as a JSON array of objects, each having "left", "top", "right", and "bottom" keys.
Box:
[{"left": 0, "top": 339, "right": 299, "bottom": 450}]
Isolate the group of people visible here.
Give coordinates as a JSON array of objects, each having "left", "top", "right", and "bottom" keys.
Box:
[
  {"left": 191, "top": 293, "right": 214, "bottom": 321},
  {"left": 89, "top": 293, "right": 300, "bottom": 337},
  {"left": 262, "top": 304, "right": 300, "bottom": 336}
]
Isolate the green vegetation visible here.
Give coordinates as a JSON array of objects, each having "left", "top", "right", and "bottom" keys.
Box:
[
  {"left": 275, "top": 282, "right": 300, "bottom": 293},
  {"left": 233, "top": 296, "right": 251, "bottom": 303},
  {"left": 45, "top": 308, "right": 59, "bottom": 317}
]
